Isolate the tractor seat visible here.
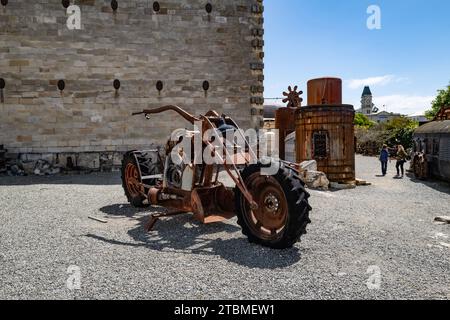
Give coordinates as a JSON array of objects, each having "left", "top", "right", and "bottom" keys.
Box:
[{"left": 217, "top": 118, "right": 237, "bottom": 136}]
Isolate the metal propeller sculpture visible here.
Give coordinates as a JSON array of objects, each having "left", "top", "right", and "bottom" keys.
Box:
[{"left": 282, "top": 86, "right": 303, "bottom": 108}]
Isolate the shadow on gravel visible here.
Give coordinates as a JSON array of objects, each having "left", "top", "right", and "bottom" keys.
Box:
[
  {"left": 88, "top": 204, "right": 303, "bottom": 269},
  {"left": 99, "top": 203, "right": 158, "bottom": 217},
  {"left": 406, "top": 173, "right": 450, "bottom": 194},
  {"left": 0, "top": 173, "right": 120, "bottom": 186}
]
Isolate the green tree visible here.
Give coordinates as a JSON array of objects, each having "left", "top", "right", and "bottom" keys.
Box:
[
  {"left": 355, "top": 116, "right": 419, "bottom": 154},
  {"left": 354, "top": 113, "right": 375, "bottom": 128},
  {"left": 383, "top": 117, "right": 418, "bottom": 149},
  {"left": 384, "top": 116, "right": 418, "bottom": 131},
  {"left": 425, "top": 83, "right": 450, "bottom": 120}
]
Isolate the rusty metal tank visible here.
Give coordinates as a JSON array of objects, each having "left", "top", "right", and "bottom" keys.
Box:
[
  {"left": 296, "top": 77, "right": 355, "bottom": 183},
  {"left": 307, "top": 77, "right": 342, "bottom": 106},
  {"left": 275, "top": 108, "right": 297, "bottom": 160},
  {"left": 275, "top": 86, "right": 303, "bottom": 159}
]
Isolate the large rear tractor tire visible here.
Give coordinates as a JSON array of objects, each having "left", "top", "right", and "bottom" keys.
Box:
[
  {"left": 121, "top": 152, "right": 149, "bottom": 208},
  {"left": 234, "top": 162, "right": 312, "bottom": 249}
]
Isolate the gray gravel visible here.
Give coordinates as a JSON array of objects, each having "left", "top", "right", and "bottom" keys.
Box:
[{"left": 0, "top": 155, "right": 449, "bottom": 300}]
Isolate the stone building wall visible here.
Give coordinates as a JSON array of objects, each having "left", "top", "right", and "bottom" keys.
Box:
[{"left": 0, "top": 0, "right": 264, "bottom": 169}]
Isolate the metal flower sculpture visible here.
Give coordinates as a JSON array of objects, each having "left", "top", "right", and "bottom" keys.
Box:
[{"left": 282, "top": 85, "right": 303, "bottom": 108}]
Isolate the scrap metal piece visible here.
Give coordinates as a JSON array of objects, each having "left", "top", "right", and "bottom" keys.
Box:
[
  {"left": 121, "top": 104, "right": 312, "bottom": 249},
  {"left": 433, "top": 105, "right": 450, "bottom": 121},
  {"left": 145, "top": 211, "right": 185, "bottom": 232}
]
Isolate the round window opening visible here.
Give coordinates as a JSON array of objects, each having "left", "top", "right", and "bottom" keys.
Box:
[
  {"left": 57, "top": 80, "right": 66, "bottom": 91},
  {"left": 113, "top": 79, "right": 121, "bottom": 90},
  {"left": 205, "top": 3, "right": 212, "bottom": 14},
  {"left": 156, "top": 81, "right": 164, "bottom": 92},
  {"left": 111, "top": 0, "right": 118, "bottom": 11},
  {"left": 153, "top": 1, "right": 160, "bottom": 12}
]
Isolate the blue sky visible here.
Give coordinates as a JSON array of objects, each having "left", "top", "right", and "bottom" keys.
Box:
[{"left": 264, "top": 0, "right": 450, "bottom": 115}]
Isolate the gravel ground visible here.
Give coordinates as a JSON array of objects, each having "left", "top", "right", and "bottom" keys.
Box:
[{"left": 0, "top": 155, "right": 449, "bottom": 300}]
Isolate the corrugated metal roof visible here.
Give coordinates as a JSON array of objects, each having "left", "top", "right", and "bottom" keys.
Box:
[{"left": 414, "top": 120, "right": 450, "bottom": 134}]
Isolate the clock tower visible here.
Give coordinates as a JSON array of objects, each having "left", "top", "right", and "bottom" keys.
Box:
[{"left": 361, "top": 86, "right": 373, "bottom": 115}]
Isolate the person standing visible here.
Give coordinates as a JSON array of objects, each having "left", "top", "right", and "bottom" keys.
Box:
[
  {"left": 395, "top": 145, "right": 408, "bottom": 178},
  {"left": 379, "top": 145, "right": 389, "bottom": 176}
]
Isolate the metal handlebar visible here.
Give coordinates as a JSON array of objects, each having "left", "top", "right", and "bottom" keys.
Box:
[{"left": 132, "top": 105, "right": 201, "bottom": 124}]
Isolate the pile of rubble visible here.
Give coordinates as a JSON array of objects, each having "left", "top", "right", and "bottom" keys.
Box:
[
  {"left": 0, "top": 151, "right": 123, "bottom": 177},
  {"left": 297, "top": 160, "right": 330, "bottom": 191},
  {"left": 4, "top": 158, "right": 61, "bottom": 177},
  {"left": 293, "top": 160, "right": 371, "bottom": 191}
]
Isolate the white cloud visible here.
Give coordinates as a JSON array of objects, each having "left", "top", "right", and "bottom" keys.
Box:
[
  {"left": 372, "top": 95, "right": 434, "bottom": 115},
  {"left": 347, "top": 75, "right": 404, "bottom": 89}
]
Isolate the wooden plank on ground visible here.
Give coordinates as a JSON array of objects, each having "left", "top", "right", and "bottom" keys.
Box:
[{"left": 88, "top": 216, "right": 108, "bottom": 224}]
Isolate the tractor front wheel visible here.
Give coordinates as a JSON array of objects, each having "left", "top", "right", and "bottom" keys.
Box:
[
  {"left": 234, "top": 163, "right": 312, "bottom": 249},
  {"left": 121, "top": 152, "right": 149, "bottom": 208}
]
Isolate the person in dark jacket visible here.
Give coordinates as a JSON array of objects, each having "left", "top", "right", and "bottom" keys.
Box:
[{"left": 379, "top": 145, "right": 389, "bottom": 176}]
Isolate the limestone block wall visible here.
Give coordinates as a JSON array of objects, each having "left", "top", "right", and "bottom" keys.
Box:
[{"left": 0, "top": 0, "right": 264, "bottom": 162}]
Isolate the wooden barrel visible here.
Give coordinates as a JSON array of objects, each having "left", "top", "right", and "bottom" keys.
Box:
[
  {"left": 296, "top": 105, "right": 355, "bottom": 182},
  {"left": 307, "top": 77, "right": 342, "bottom": 105}
]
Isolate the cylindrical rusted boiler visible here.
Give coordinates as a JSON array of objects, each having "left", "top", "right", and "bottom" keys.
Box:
[
  {"left": 296, "top": 76, "right": 355, "bottom": 183},
  {"left": 296, "top": 105, "right": 355, "bottom": 182},
  {"left": 307, "top": 77, "right": 342, "bottom": 105},
  {"left": 275, "top": 108, "right": 297, "bottom": 160}
]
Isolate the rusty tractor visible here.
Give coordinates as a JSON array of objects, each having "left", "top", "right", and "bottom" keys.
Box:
[{"left": 121, "top": 105, "right": 311, "bottom": 249}]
